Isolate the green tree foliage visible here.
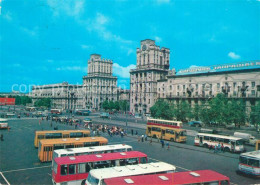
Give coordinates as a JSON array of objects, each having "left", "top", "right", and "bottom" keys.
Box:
[
  {"left": 119, "top": 100, "right": 129, "bottom": 111},
  {"left": 102, "top": 100, "right": 109, "bottom": 110},
  {"left": 150, "top": 99, "right": 174, "bottom": 120},
  {"left": 34, "top": 98, "right": 51, "bottom": 108},
  {"left": 6, "top": 95, "right": 32, "bottom": 105},
  {"left": 250, "top": 101, "right": 260, "bottom": 127}
]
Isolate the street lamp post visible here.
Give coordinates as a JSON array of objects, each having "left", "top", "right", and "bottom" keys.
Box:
[{"left": 125, "top": 101, "right": 128, "bottom": 131}]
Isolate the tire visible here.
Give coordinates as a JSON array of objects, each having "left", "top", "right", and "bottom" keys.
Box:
[
  {"left": 81, "top": 180, "right": 86, "bottom": 185},
  {"left": 170, "top": 138, "right": 174, "bottom": 142},
  {"left": 224, "top": 147, "right": 230, "bottom": 152},
  {"left": 203, "top": 143, "right": 208, "bottom": 148},
  {"left": 152, "top": 135, "right": 156, "bottom": 138}
]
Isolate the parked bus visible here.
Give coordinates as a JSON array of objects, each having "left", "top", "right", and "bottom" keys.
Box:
[
  {"left": 52, "top": 151, "right": 148, "bottom": 185},
  {"left": 38, "top": 137, "right": 108, "bottom": 162},
  {"left": 146, "top": 125, "right": 186, "bottom": 143},
  {"left": 51, "top": 109, "right": 62, "bottom": 115},
  {"left": 52, "top": 144, "right": 133, "bottom": 160},
  {"left": 85, "top": 162, "right": 176, "bottom": 185},
  {"left": 238, "top": 150, "right": 260, "bottom": 176},
  {"left": 194, "top": 133, "right": 245, "bottom": 153},
  {"left": 0, "top": 118, "right": 9, "bottom": 129},
  {"left": 104, "top": 170, "right": 230, "bottom": 185},
  {"left": 147, "top": 118, "right": 183, "bottom": 129},
  {"left": 34, "top": 130, "right": 91, "bottom": 148}
]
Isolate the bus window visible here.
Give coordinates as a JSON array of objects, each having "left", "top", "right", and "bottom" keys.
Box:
[
  {"left": 210, "top": 137, "right": 216, "bottom": 141},
  {"left": 119, "top": 159, "right": 126, "bottom": 166},
  {"left": 45, "top": 133, "right": 53, "bottom": 139},
  {"left": 224, "top": 139, "right": 230, "bottom": 144},
  {"left": 204, "top": 182, "right": 218, "bottom": 185},
  {"left": 84, "top": 133, "right": 89, "bottom": 137},
  {"left": 204, "top": 136, "right": 210, "bottom": 141},
  {"left": 239, "top": 156, "right": 248, "bottom": 164},
  {"left": 66, "top": 145, "right": 74, "bottom": 149},
  {"left": 220, "top": 180, "right": 230, "bottom": 185},
  {"left": 236, "top": 140, "right": 243, "bottom": 146},
  {"left": 127, "top": 158, "right": 138, "bottom": 165},
  {"left": 54, "top": 144, "right": 64, "bottom": 150},
  {"left": 38, "top": 135, "right": 44, "bottom": 139},
  {"left": 53, "top": 161, "right": 58, "bottom": 174},
  {"left": 140, "top": 157, "right": 147, "bottom": 164},
  {"left": 61, "top": 165, "right": 67, "bottom": 175},
  {"left": 180, "top": 131, "right": 186, "bottom": 136},
  {"left": 53, "top": 133, "right": 62, "bottom": 138},
  {"left": 248, "top": 159, "right": 259, "bottom": 167},
  {"left": 69, "top": 164, "right": 76, "bottom": 174},
  {"left": 127, "top": 148, "right": 132, "bottom": 152},
  {"left": 78, "top": 163, "right": 91, "bottom": 173},
  {"left": 76, "top": 132, "right": 83, "bottom": 137},
  {"left": 217, "top": 138, "right": 224, "bottom": 143}
]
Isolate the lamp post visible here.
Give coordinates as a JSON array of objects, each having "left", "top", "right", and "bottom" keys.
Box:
[{"left": 125, "top": 101, "right": 128, "bottom": 131}]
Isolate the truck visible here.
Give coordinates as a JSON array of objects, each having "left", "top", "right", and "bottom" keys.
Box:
[{"left": 233, "top": 132, "right": 257, "bottom": 146}]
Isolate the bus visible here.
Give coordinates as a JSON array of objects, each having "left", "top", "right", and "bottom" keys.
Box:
[
  {"left": 194, "top": 133, "right": 245, "bottom": 153},
  {"left": 85, "top": 162, "right": 176, "bottom": 185},
  {"left": 51, "top": 109, "right": 62, "bottom": 114},
  {"left": 52, "top": 151, "right": 148, "bottom": 185},
  {"left": 0, "top": 118, "right": 9, "bottom": 129},
  {"left": 238, "top": 150, "right": 260, "bottom": 176},
  {"left": 104, "top": 170, "right": 230, "bottom": 185},
  {"left": 38, "top": 137, "right": 108, "bottom": 162},
  {"left": 52, "top": 144, "right": 133, "bottom": 160},
  {"left": 256, "top": 140, "right": 260, "bottom": 150},
  {"left": 146, "top": 125, "right": 186, "bottom": 143},
  {"left": 147, "top": 118, "right": 183, "bottom": 129},
  {"left": 34, "top": 130, "right": 91, "bottom": 148}
]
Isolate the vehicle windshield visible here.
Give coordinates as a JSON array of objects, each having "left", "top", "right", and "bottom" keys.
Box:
[
  {"left": 87, "top": 173, "right": 99, "bottom": 185},
  {"left": 180, "top": 131, "right": 187, "bottom": 136},
  {"left": 53, "top": 161, "right": 58, "bottom": 174},
  {"left": 52, "top": 151, "right": 58, "bottom": 160},
  {"left": 236, "top": 140, "right": 243, "bottom": 145}
]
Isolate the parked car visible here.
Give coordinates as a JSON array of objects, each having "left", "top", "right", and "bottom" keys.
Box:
[
  {"left": 100, "top": 112, "right": 109, "bottom": 118},
  {"left": 134, "top": 113, "right": 142, "bottom": 119},
  {"left": 188, "top": 121, "right": 203, "bottom": 127}
]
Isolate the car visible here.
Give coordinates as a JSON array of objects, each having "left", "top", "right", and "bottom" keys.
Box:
[
  {"left": 83, "top": 117, "right": 92, "bottom": 123},
  {"left": 188, "top": 121, "right": 203, "bottom": 127},
  {"left": 100, "top": 112, "right": 109, "bottom": 118},
  {"left": 134, "top": 113, "right": 142, "bottom": 119}
]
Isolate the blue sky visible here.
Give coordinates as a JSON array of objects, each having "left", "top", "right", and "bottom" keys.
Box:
[{"left": 1, "top": 0, "right": 259, "bottom": 92}]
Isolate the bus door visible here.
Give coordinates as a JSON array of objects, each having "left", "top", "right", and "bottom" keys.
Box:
[
  {"left": 148, "top": 127, "right": 151, "bottom": 136},
  {"left": 199, "top": 136, "right": 203, "bottom": 146},
  {"left": 44, "top": 146, "right": 53, "bottom": 162},
  {"left": 75, "top": 143, "right": 83, "bottom": 148},
  {"left": 63, "top": 134, "right": 69, "bottom": 138},
  {"left": 231, "top": 141, "right": 235, "bottom": 152},
  {"left": 161, "top": 129, "right": 165, "bottom": 139}
]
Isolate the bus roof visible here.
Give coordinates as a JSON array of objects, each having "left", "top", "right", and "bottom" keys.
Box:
[
  {"left": 148, "top": 118, "right": 182, "bottom": 123},
  {"left": 104, "top": 170, "right": 230, "bottom": 185},
  {"left": 35, "top": 130, "right": 90, "bottom": 134},
  {"left": 55, "top": 151, "right": 147, "bottom": 165},
  {"left": 39, "top": 137, "right": 108, "bottom": 145},
  {"left": 54, "top": 144, "right": 132, "bottom": 155},
  {"left": 0, "top": 118, "right": 8, "bottom": 121},
  {"left": 240, "top": 150, "right": 260, "bottom": 159},
  {"left": 147, "top": 125, "right": 186, "bottom": 131},
  {"left": 89, "top": 162, "right": 176, "bottom": 180},
  {"left": 197, "top": 133, "right": 242, "bottom": 140}
]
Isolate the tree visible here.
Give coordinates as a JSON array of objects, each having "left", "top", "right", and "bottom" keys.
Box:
[
  {"left": 114, "top": 101, "right": 120, "bottom": 111},
  {"left": 108, "top": 101, "right": 115, "bottom": 110},
  {"left": 102, "top": 100, "right": 109, "bottom": 110},
  {"left": 150, "top": 99, "right": 174, "bottom": 120},
  {"left": 250, "top": 101, "right": 260, "bottom": 128},
  {"left": 34, "top": 98, "right": 51, "bottom": 108},
  {"left": 172, "top": 101, "right": 192, "bottom": 122},
  {"left": 119, "top": 100, "right": 129, "bottom": 112}
]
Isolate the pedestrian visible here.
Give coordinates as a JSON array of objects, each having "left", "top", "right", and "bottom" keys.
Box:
[
  {"left": 149, "top": 137, "right": 152, "bottom": 145},
  {"left": 221, "top": 143, "right": 225, "bottom": 153},
  {"left": 218, "top": 142, "right": 221, "bottom": 153},
  {"left": 144, "top": 134, "right": 147, "bottom": 141},
  {"left": 157, "top": 135, "right": 160, "bottom": 143},
  {"left": 141, "top": 135, "right": 144, "bottom": 142},
  {"left": 0, "top": 134, "right": 3, "bottom": 141},
  {"left": 166, "top": 141, "right": 170, "bottom": 150},
  {"left": 135, "top": 130, "right": 138, "bottom": 135},
  {"left": 131, "top": 129, "right": 133, "bottom": 136},
  {"left": 161, "top": 139, "right": 165, "bottom": 148},
  {"left": 39, "top": 120, "right": 41, "bottom": 125},
  {"left": 214, "top": 144, "right": 218, "bottom": 153},
  {"left": 138, "top": 136, "right": 141, "bottom": 142}
]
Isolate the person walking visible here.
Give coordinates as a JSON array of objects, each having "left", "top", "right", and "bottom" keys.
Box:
[
  {"left": 131, "top": 129, "right": 133, "bottom": 136},
  {"left": 0, "top": 134, "right": 3, "bottom": 141},
  {"left": 135, "top": 130, "right": 138, "bottom": 135},
  {"left": 214, "top": 144, "right": 218, "bottom": 153},
  {"left": 138, "top": 136, "right": 141, "bottom": 142},
  {"left": 141, "top": 135, "right": 144, "bottom": 142},
  {"left": 157, "top": 135, "right": 160, "bottom": 143},
  {"left": 161, "top": 139, "right": 165, "bottom": 148},
  {"left": 149, "top": 137, "right": 152, "bottom": 145},
  {"left": 166, "top": 141, "right": 170, "bottom": 150}
]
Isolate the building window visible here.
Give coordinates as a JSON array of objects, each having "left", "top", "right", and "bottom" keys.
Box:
[
  {"left": 183, "top": 85, "right": 185, "bottom": 90},
  {"left": 196, "top": 92, "right": 198, "bottom": 96},
  {"left": 183, "top": 92, "right": 185, "bottom": 96},
  {"left": 169, "top": 85, "right": 172, "bottom": 90},
  {"left": 251, "top": 90, "right": 255, "bottom": 96},
  {"left": 217, "top": 83, "right": 220, "bottom": 89},
  {"left": 233, "top": 91, "right": 237, "bottom": 96},
  {"left": 196, "top": 84, "right": 198, "bottom": 89},
  {"left": 148, "top": 99, "right": 150, "bottom": 104},
  {"left": 252, "top": 82, "right": 255, "bottom": 88},
  {"left": 177, "top": 92, "right": 179, "bottom": 96},
  {"left": 233, "top": 82, "right": 236, "bottom": 88},
  {"left": 177, "top": 85, "right": 179, "bottom": 90}
]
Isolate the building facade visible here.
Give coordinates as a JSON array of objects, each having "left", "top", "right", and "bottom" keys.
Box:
[
  {"left": 130, "top": 39, "right": 260, "bottom": 115},
  {"left": 130, "top": 39, "right": 170, "bottom": 114},
  {"left": 83, "top": 54, "right": 118, "bottom": 110},
  {"left": 31, "top": 82, "right": 84, "bottom": 110}
]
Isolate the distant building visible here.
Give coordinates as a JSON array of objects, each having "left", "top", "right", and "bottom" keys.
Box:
[
  {"left": 117, "top": 88, "right": 130, "bottom": 101},
  {"left": 130, "top": 39, "right": 260, "bottom": 115},
  {"left": 31, "top": 82, "right": 83, "bottom": 110},
  {"left": 83, "top": 54, "right": 118, "bottom": 110}
]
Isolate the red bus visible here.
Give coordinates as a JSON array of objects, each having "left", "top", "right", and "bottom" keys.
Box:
[
  {"left": 104, "top": 170, "right": 230, "bottom": 185},
  {"left": 147, "top": 118, "right": 183, "bottom": 129},
  {"left": 52, "top": 151, "right": 148, "bottom": 185}
]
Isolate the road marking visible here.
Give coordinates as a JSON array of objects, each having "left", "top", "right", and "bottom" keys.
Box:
[
  {"left": 2, "top": 165, "right": 51, "bottom": 173},
  {"left": 0, "top": 172, "right": 10, "bottom": 185}
]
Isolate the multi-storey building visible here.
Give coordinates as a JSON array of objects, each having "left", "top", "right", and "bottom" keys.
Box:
[
  {"left": 31, "top": 82, "right": 84, "bottom": 110},
  {"left": 130, "top": 39, "right": 170, "bottom": 114},
  {"left": 130, "top": 39, "right": 260, "bottom": 115},
  {"left": 117, "top": 88, "right": 130, "bottom": 101},
  {"left": 83, "top": 54, "right": 118, "bottom": 110}
]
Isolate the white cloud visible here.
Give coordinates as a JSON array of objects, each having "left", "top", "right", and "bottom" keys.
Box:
[
  {"left": 228, "top": 52, "right": 241, "bottom": 59},
  {"left": 47, "top": 0, "right": 85, "bottom": 17},
  {"left": 113, "top": 63, "right": 136, "bottom": 78},
  {"left": 155, "top": 36, "right": 162, "bottom": 43},
  {"left": 56, "top": 66, "right": 86, "bottom": 72}
]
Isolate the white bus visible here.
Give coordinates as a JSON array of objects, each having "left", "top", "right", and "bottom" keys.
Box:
[
  {"left": 51, "top": 109, "right": 62, "bottom": 115},
  {"left": 52, "top": 144, "right": 133, "bottom": 161},
  {"left": 85, "top": 162, "right": 176, "bottom": 185},
  {"left": 0, "top": 118, "right": 8, "bottom": 129},
  {"left": 194, "top": 133, "right": 245, "bottom": 153},
  {"left": 238, "top": 150, "right": 260, "bottom": 176}
]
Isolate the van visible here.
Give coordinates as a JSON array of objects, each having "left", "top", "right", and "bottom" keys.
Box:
[{"left": 233, "top": 132, "right": 256, "bottom": 146}]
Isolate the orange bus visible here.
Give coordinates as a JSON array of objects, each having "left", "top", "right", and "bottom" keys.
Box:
[
  {"left": 38, "top": 137, "right": 108, "bottom": 162},
  {"left": 34, "top": 130, "right": 90, "bottom": 148}
]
